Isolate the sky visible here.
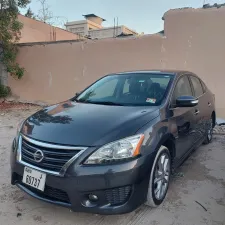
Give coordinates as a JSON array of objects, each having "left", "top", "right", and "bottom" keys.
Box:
[{"left": 21, "top": 0, "right": 225, "bottom": 34}]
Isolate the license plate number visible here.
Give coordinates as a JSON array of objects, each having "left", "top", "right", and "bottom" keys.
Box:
[{"left": 22, "top": 167, "right": 46, "bottom": 191}]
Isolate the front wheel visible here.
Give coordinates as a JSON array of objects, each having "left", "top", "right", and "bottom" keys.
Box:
[
  {"left": 145, "top": 146, "right": 171, "bottom": 207},
  {"left": 203, "top": 118, "right": 213, "bottom": 144}
]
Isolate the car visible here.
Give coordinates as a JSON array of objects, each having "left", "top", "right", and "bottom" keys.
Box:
[{"left": 10, "top": 70, "right": 216, "bottom": 215}]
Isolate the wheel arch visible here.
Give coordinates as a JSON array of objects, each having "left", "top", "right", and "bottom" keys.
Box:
[{"left": 156, "top": 133, "right": 176, "bottom": 169}]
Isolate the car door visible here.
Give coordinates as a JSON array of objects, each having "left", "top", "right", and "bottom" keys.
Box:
[
  {"left": 169, "top": 75, "right": 197, "bottom": 160},
  {"left": 189, "top": 75, "right": 208, "bottom": 141}
]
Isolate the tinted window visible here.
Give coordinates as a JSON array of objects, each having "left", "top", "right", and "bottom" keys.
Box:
[
  {"left": 123, "top": 79, "right": 130, "bottom": 94},
  {"left": 190, "top": 76, "right": 204, "bottom": 97},
  {"left": 200, "top": 80, "right": 206, "bottom": 93},
  {"left": 172, "top": 75, "right": 192, "bottom": 105},
  {"left": 77, "top": 74, "right": 174, "bottom": 106},
  {"left": 90, "top": 78, "right": 118, "bottom": 98}
]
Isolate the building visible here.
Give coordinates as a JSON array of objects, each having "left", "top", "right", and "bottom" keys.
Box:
[
  {"left": 18, "top": 14, "right": 83, "bottom": 43},
  {"left": 65, "top": 14, "right": 138, "bottom": 39}
]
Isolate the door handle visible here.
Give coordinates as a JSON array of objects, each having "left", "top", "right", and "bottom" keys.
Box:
[
  {"left": 208, "top": 102, "right": 211, "bottom": 107},
  {"left": 194, "top": 110, "right": 200, "bottom": 115}
]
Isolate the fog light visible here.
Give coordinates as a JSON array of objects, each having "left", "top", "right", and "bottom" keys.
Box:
[{"left": 88, "top": 194, "right": 98, "bottom": 202}]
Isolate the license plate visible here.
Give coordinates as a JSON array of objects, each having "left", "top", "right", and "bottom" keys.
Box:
[{"left": 22, "top": 167, "right": 46, "bottom": 191}]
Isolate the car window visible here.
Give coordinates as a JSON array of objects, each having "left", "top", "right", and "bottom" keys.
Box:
[
  {"left": 190, "top": 76, "right": 204, "bottom": 97},
  {"left": 200, "top": 80, "right": 206, "bottom": 93},
  {"left": 90, "top": 78, "right": 118, "bottom": 98},
  {"left": 123, "top": 79, "right": 130, "bottom": 94},
  {"left": 151, "top": 78, "right": 170, "bottom": 89},
  {"left": 172, "top": 75, "right": 192, "bottom": 105},
  {"left": 77, "top": 73, "right": 174, "bottom": 106}
]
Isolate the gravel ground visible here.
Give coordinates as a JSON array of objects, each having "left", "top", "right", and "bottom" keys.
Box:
[{"left": 0, "top": 105, "right": 225, "bottom": 225}]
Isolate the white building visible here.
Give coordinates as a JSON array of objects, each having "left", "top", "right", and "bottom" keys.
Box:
[{"left": 65, "top": 14, "right": 138, "bottom": 39}]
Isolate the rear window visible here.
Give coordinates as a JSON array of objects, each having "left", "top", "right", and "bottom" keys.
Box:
[
  {"left": 172, "top": 75, "right": 193, "bottom": 105},
  {"left": 200, "top": 80, "right": 206, "bottom": 93},
  {"left": 190, "top": 76, "right": 204, "bottom": 97}
]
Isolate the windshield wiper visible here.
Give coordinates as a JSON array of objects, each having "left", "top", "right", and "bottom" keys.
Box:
[
  {"left": 75, "top": 99, "right": 124, "bottom": 106},
  {"left": 87, "top": 101, "right": 124, "bottom": 106},
  {"left": 75, "top": 99, "right": 85, "bottom": 103}
]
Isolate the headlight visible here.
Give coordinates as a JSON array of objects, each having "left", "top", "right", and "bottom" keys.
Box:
[
  {"left": 17, "top": 119, "right": 25, "bottom": 135},
  {"left": 14, "top": 120, "right": 24, "bottom": 158},
  {"left": 84, "top": 134, "right": 144, "bottom": 165}
]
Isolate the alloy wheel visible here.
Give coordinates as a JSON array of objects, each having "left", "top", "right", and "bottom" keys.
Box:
[
  {"left": 207, "top": 119, "right": 213, "bottom": 141},
  {"left": 154, "top": 153, "right": 170, "bottom": 200}
]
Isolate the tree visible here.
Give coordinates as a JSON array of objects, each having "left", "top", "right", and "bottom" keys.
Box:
[
  {"left": 36, "top": 0, "right": 67, "bottom": 28},
  {"left": 0, "top": 0, "right": 30, "bottom": 79},
  {"left": 25, "top": 7, "right": 35, "bottom": 19},
  {"left": 36, "top": 0, "right": 53, "bottom": 24}
]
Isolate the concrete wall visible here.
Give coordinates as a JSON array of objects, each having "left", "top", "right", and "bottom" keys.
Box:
[
  {"left": 66, "top": 20, "right": 103, "bottom": 37},
  {"left": 66, "top": 20, "right": 88, "bottom": 36},
  {"left": 88, "top": 26, "right": 138, "bottom": 39},
  {"left": 88, "top": 26, "right": 124, "bottom": 39},
  {"left": 18, "top": 15, "right": 81, "bottom": 43},
  {"left": 162, "top": 7, "right": 225, "bottom": 117},
  {"left": 9, "top": 7, "right": 225, "bottom": 117}
]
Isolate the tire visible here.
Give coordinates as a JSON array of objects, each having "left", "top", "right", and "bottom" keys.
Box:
[
  {"left": 203, "top": 117, "right": 213, "bottom": 145},
  {"left": 145, "top": 146, "right": 171, "bottom": 207}
]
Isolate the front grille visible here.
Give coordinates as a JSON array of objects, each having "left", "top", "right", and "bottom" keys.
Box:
[
  {"left": 16, "top": 174, "right": 70, "bottom": 204},
  {"left": 21, "top": 137, "right": 81, "bottom": 173},
  {"left": 105, "top": 186, "right": 132, "bottom": 206}
]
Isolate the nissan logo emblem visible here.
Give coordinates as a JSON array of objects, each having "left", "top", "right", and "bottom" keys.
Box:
[{"left": 33, "top": 150, "right": 44, "bottom": 163}]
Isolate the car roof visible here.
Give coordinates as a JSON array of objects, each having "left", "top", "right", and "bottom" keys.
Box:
[{"left": 114, "top": 70, "right": 194, "bottom": 77}]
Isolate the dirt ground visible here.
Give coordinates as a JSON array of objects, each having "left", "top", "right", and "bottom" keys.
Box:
[{"left": 0, "top": 105, "right": 225, "bottom": 225}]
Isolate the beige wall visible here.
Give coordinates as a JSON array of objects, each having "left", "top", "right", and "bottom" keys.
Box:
[
  {"left": 162, "top": 7, "right": 225, "bottom": 117},
  {"left": 9, "top": 7, "right": 225, "bottom": 117},
  {"left": 18, "top": 15, "right": 81, "bottom": 43}
]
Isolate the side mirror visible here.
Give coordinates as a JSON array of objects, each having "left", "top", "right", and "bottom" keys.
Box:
[
  {"left": 75, "top": 92, "right": 80, "bottom": 97},
  {"left": 176, "top": 96, "right": 198, "bottom": 107}
]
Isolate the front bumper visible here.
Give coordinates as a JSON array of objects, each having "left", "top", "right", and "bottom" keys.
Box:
[{"left": 11, "top": 142, "right": 155, "bottom": 215}]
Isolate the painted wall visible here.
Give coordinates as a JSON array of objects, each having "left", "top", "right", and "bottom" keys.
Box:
[
  {"left": 18, "top": 15, "right": 81, "bottom": 43},
  {"left": 9, "top": 7, "right": 225, "bottom": 117}
]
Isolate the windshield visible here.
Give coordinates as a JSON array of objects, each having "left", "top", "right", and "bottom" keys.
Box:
[{"left": 76, "top": 73, "right": 174, "bottom": 106}]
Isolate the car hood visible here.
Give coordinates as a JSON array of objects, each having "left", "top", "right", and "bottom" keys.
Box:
[{"left": 21, "top": 100, "right": 159, "bottom": 146}]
